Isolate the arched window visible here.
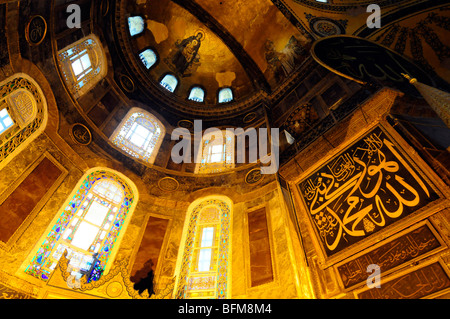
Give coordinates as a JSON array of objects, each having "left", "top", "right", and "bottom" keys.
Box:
[
  {"left": 0, "top": 108, "right": 13, "bottom": 135},
  {"left": 218, "top": 88, "right": 233, "bottom": 103},
  {"left": 195, "top": 129, "right": 234, "bottom": 174},
  {"left": 160, "top": 74, "right": 178, "bottom": 93},
  {"left": 25, "top": 169, "right": 138, "bottom": 282},
  {"left": 110, "top": 107, "right": 165, "bottom": 165},
  {"left": 188, "top": 87, "right": 205, "bottom": 103},
  {"left": 57, "top": 35, "right": 107, "bottom": 98},
  {"left": 128, "top": 16, "right": 145, "bottom": 37},
  {"left": 0, "top": 74, "right": 47, "bottom": 169},
  {"left": 139, "top": 48, "right": 157, "bottom": 69},
  {"left": 175, "top": 196, "right": 232, "bottom": 299}
]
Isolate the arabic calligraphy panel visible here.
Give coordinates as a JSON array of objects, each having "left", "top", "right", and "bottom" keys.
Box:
[
  {"left": 298, "top": 126, "right": 439, "bottom": 257},
  {"left": 311, "top": 36, "right": 436, "bottom": 98},
  {"left": 356, "top": 261, "right": 450, "bottom": 299},
  {"left": 337, "top": 222, "right": 443, "bottom": 289}
]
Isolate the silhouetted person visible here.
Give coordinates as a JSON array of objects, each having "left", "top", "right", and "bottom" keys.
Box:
[
  {"left": 134, "top": 269, "right": 155, "bottom": 296},
  {"left": 132, "top": 259, "right": 155, "bottom": 296}
]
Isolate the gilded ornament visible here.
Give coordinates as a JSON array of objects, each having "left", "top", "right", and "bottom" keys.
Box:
[
  {"left": 158, "top": 177, "right": 180, "bottom": 192},
  {"left": 245, "top": 168, "right": 264, "bottom": 185},
  {"left": 25, "top": 16, "right": 47, "bottom": 46}
]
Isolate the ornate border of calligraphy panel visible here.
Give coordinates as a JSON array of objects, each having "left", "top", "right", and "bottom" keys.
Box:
[
  {"left": 334, "top": 220, "right": 446, "bottom": 291},
  {"left": 296, "top": 124, "right": 443, "bottom": 265},
  {"left": 354, "top": 258, "right": 450, "bottom": 299}
]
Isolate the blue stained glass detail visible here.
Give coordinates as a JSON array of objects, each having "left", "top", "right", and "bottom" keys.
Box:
[
  {"left": 160, "top": 74, "right": 178, "bottom": 92},
  {"left": 25, "top": 171, "right": 136, "bottom": 283},
  {"left": 128, "top": 16, "right": 145, "bottom": 37},
  {"left": 139, "top": 49, "right": 157, "bottom": 69},
  {"left": 188, "top": 87, "right": 205, "bottom": 102},
  {"left": 218, "top": 88, "right": 233, "bottom": 103}
]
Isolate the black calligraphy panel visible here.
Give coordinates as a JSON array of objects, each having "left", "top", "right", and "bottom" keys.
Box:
[
  {"left": 337, "top": 224, "right": 442, "bottom": 289},
  {"left": 311, "top": 36, "right": 435, "bottom": 98},
  {"left": 298, "top": 126, "right": 438, "bottom": 257}
]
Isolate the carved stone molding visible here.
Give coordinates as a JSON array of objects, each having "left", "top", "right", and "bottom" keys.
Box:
[{"left": 53, "top": 250, "right": 176, "bottom": 299}]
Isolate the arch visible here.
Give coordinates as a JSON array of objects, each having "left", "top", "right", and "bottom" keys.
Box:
[
  {"left": 195, "top": 129, "right": 235, "bottom": 174},
  {"left": 188, "top": 86, "right": 205, "bottom": 103},
  {"left": 160, "top": 74, "right": 178, "bottom": 93},
  {"left": 174, "top": 195, "right": 233, "bottom": 299},
  {"left": 0, "top": 73, "right": 48, "bottom": 170},
  {"left": 57, "top": 34, "right": 107, "bottom": 98},
  {"left": 218, "top": 88, "right": 233, "bottom": 103},
  {"left": 24, "top": 168, "right": 139, "bottom": 282},
  {"left": 128, "top": 16, "right": 145, "bottom": 37},
  {"left": 110, "top": 107, "right": 166, "bottom": 165}
]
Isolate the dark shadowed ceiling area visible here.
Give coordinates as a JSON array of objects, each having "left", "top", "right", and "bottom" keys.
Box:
[
  {"left": 117, "top": 0, "right": 311, "bottom": 107},
  {"left": 109, "top": 0, "right": 449, "bottom": 118}
]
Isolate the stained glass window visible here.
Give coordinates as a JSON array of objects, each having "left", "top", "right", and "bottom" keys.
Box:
[
  {"left": 195, "top": 130, "right": 234, "bottom": 174},
  {"left": 139, "top": 49, "right": 157, "bottom": 69},
  {"left": 0, "top": 75, "right": 45, "bottom": 165},
  {"left": 188, "top": 87, "right": 205, "bottom": 103},
  {"left": 111, "top": 107, "right": 165, "bottom": 164},
  {"left": 58, "top": 35, "right": 106, "bottom": 98},
  {"left": 175, "top": 198, "right": 232, "bottom": 299},
  {"left": 128, "top": 16, "right": 145, "bottom": 37},
  {"left": 160, "top": 74, "right": 178, "bottom": 93},
  {"left": 218, "top": 88, "right": 233, "bottom": 103},
  {"left": 25, "top": 170, "right": 136, "bottom": 283}
]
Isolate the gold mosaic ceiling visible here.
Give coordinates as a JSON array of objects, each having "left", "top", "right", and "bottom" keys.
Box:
[
  {"left": 117, "top": 0, "right": 449, "bottom": 109},
  {"left": 121, "top": 0, "right": 311, "bottom": 105}
]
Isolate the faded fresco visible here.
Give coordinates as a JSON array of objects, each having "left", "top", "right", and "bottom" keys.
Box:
[
  {"left": 264, "top": 36, "right": 305, "bottom": 84},
  {"left": 165, "top": 31, "right": 204, "bottom": 77}
]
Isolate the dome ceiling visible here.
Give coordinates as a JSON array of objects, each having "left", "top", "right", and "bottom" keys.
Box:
[
  {"left": 119, "top": 0, "right": 311, "bottom": 107},
  {"left": 107, "top": 0, "right": 448, "bottom": 123}
]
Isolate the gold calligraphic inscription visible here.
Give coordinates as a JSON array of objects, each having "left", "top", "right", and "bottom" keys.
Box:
[
  {"left": 337, "top": 223, "right": 442, "bottom": 289},
  {"left": 298, "top": 126, "right": 438, "bottom": 256},
  {"left": 245, "top": 168, "right": 263, "bottom": 185},
  {"left": 25, "top": 16, "right": 47, "bottom": 46},
  {"left": 357, "top": 262, "right": 450, "bottom": 299},
  {"left": 70, "top": 123, "right": 92, "bottom": 146}
]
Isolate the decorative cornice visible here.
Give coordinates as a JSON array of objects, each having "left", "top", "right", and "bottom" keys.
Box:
[{"left": 57, "top": 249, "right": 176, "bottom": 299}]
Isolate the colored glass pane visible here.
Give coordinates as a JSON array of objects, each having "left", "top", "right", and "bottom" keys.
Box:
[{"left": 25, "top": 170, "right": 135, "bottom": 283}]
